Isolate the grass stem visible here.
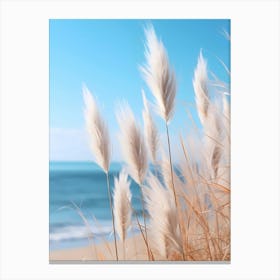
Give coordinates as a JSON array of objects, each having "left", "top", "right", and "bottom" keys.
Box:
[
  {"left": 165, "top": 121, "right": 186, "bottom": 260},
  {"left": 105, "top": 172, "right": 119, "bottom": 261}
]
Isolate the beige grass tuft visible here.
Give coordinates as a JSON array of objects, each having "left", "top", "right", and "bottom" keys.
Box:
[
  {"left": 144, "top": 173, "right": 183, "bottom": 259},
  {"left": 79, "top": 25, "right": 230, "bottom": 262}
]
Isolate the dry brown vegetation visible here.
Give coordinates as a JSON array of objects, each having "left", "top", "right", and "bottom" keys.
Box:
[{"left": 82, "top": 25, "right": 230, "bottom": 262}]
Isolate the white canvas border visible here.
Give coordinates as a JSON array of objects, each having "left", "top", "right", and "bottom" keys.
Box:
[{"left": 0, "top": 0, "right": 279, "bottom": 279}]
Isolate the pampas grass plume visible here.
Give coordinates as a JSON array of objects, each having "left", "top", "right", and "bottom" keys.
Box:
[
  {"left": 193, "top": 51, "right": 209, "bottom": 127},
  {"left": 223, "top": 95, "right": 230, "bottom": 121},
  {"left": 83, "top": 85, "right": 110, "bottom": 173},
  {"left": 142, "top": 90, "right": 159, "bottom": 164},
  {"left": 144, "top": 173, "right": 182, "bottom": 258},
  {"left": 117, "top": 103, "right": 148, "bottom": 184},
  {"left": 141, "top": 25, "right": 176, "bottom": 123},
  {"left": 113, "top": 169, "right": 132, "bottom": 242}
]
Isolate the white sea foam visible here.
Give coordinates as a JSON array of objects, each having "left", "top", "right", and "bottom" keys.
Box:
[
  {"left": 50, "top": 223, "right": 113, "bottom": 241},
  {"left": 50, "top": 220, "right": 142, "bottom": 242}
]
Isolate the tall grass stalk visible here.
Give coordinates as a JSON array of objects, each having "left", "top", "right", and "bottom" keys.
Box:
[
  {"left": 116, "top": 103, "right": 151, "bottom": 257},
  {"left": 113, "top": 170, "right": 132, "bottom": 260},
  {"left": 83, "top": 86, "right": 119, "bottom": 261},
  {"left": 105, "top": 172, "right": 119, "bottom": 261},
  {"left": 79, "top": 24, "right": 230, "bottom": 262},
  {"left": 165, "top": 122, "right": 186, "bottom": 260},
  {"left": 141, "top": 25, "right": 185, "bottom": 260}
]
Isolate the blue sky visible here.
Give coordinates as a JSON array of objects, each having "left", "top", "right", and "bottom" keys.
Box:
[{"left": 49, "top": 19, "right": 230, "bottom": 161}]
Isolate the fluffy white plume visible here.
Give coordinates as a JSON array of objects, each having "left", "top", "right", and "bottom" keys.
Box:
[
  {"left": 113, "top": 169, "right": 132, "bottom": 242},
  {"left": 144, "top": 173, "right": 183, "bottom": 258},
  {"left": 83, "top": 85, "right": 110, "bottom": 173},
  {"left": 222, "top": 95, "right": 230, "bottom": 183},
  {"left": 117, "top": 103, "right": 148, "bottom": 184},
  {"left": 142, "top": 90, "right": 159, "bottom": 164},
  {"left": 193, "top": 52, "right": 224, "bottom": 180},
  {"left": 193, "top": 51, "right": 210, "bottom": 127},
  {"left": 141, "top": 25, "right": 176, "bottom": 123},
  {"left": 223, "top": 95, "right": 230, "bottom": 121}
]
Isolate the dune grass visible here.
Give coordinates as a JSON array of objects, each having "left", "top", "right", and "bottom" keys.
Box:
[{"left": 81, "top": 25, "right": 230, "bottom": 262}]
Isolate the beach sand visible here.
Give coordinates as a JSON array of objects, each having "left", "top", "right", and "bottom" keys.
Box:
[{"left": 50, "top": 234, "right": 155, "bottom": 262}]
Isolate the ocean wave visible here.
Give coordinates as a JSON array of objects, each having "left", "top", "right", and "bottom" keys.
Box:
[
  {"left": 49, "top": 220, "right": 142, "bottom": 242},
  {"left": 50, "top": 222, "right": 113, "bottom": 242}
]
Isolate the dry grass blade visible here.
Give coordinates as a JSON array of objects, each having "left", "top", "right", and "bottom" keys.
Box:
[
  {"left": 89, "top": 213, "right": 113, "bottom": 258},
  {"left": 205, "top": 181, "right": 230, "bottom": 193},
  {"left": 134, "top": 212, "right": 155, "bottom": 261},
  {"left": 70, "top": 202, "right": 98, "bottom": 260},
  {"left": 181, "top": 196, "right": 214, "bottom": 260}
]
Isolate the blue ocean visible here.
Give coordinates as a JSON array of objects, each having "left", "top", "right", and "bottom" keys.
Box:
[{"left": 49, "top": 161, "right": 144, "bottom": 251}]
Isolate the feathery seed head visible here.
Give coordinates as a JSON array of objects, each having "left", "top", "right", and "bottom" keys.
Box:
[
  {"left": 117, "top": 103, "right": 148, "bottom": 184},
  {"left": 223, "top": 95, "right": 230, "bottom": 121},
  {"left": 144, "top": 173, "right": 183, "bottom": 258},
  {"left": 142, "top": 90, "right": 159, "bottom": 164},
  {"left": 83, "top": 85, "right": 111, "bottom": 173},
  {"left": 141, "top": 25, "right": 177, "bottom": 123},
  {"left": 113, "top": 169, "right": 132, "bottom": 242},
  {"left": 193, "top": 51, "right": 210, "bottom": 126}
]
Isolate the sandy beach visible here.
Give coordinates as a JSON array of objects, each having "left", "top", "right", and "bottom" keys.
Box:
[{"left": 50, "top": 234, "right": 154, "bottom": 262}]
